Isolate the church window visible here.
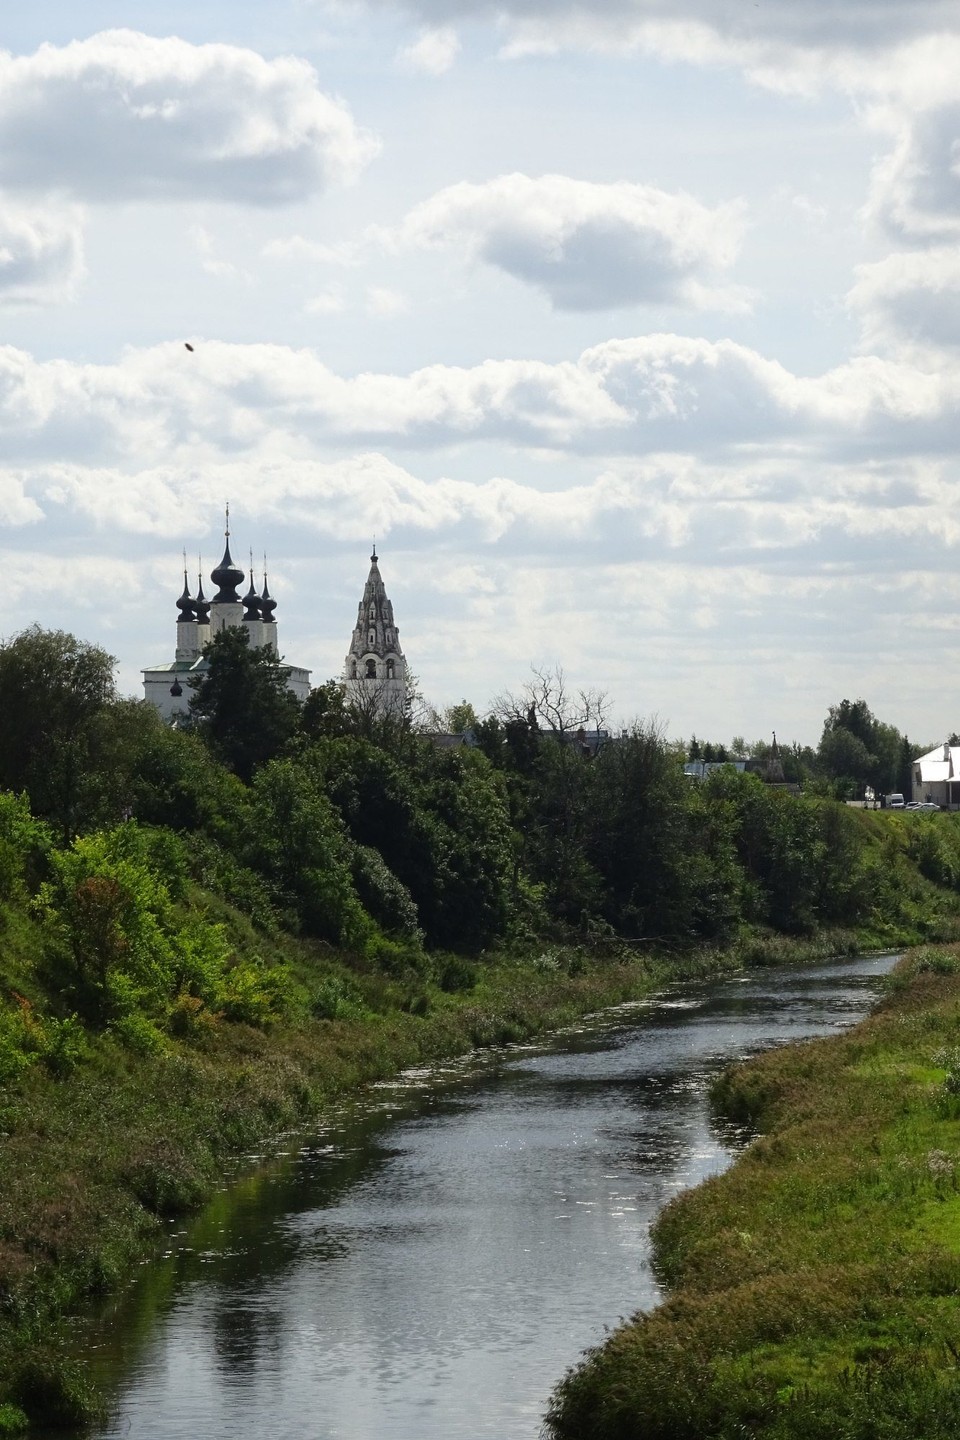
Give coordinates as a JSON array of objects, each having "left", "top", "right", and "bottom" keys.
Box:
[
  {"left": 366, "top": 659, "right": 377, "bottom": 679},
  {"left": 350, "top": 659, "right": 357, "bottom": 679},
  {"left": 386, "top": 658, "right": 395, "bottom": 679},
  {"left": 369, "top": 604, "right": 376, "bottom": 620},
  {"left": 368, "top": 629, "right": 375, "bottom": 645}
]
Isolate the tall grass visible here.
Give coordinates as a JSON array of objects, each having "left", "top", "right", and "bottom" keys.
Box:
[{"left": 546, "top": 951, "right": 960, "bottom": 1439}]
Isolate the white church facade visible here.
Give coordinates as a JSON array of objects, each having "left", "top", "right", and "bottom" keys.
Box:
[
  {"left": 142, "top": 521, "right": 311, "bottom": 722},
  {"left": 143, "top": 527, "right": 408, "bottom": 723}
]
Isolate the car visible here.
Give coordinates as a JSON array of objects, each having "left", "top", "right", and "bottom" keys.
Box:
[
  {"left": 905, "top": 800, "right": 940, "bottom": 811},
  {"left": 886, "top": 793, "right": 905, "bottom": 809}
]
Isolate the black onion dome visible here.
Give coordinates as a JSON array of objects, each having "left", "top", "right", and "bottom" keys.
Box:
[
  {"left": 260, "top": 576, "right": 277, "bottom": 624},
  {"left": 243, "top": 573, "right": 262, "bottom": 622},
  {"left": 194, "top": 576, "right": 211, "bottom": 625},
  {"left": 210, "top": 538, "right": 244, "bottom": 602},
  {"left": 176, "top": 572, "right": 196, "bottom": 622}
]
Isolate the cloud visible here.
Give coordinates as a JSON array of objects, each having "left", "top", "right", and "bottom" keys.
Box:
[
  {"left": 190, "top": 224, "right": 252, "bottom": 283},
  {"left": 262, "top": 234, "right": 359, "bottom": 265},
  {"left": 305, "top": 286, "right": 347, "bottom": 315},
  {"left": 0, "top": 29, "right": 378, "bottom": 205},
  {"left": 368, "top": 0, "right": 960, "bottom": 88},
  {"left": 396, "top": 173, "right": 748, "bottom": 311},
  {"left": 0, "top": 334, "right": 956, "bottom": 474},
  {"left": 849, "top": 249, "right": 960, "bottom": 352},
  {"left": 0, "top": 199, "right": 84, "bottom": 304},
  {"left": 395, "top": 26, "right": 460, "bottom": 74},
  {"left": 866, "top": 99, "right": 960, "bottom": 246},
  {"left": 365, "top": 285, "right": 409, "bottom": 316}
]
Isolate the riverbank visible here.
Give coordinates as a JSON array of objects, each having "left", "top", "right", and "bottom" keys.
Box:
[
  {"left": 0, "top": 938, "right": 721, "bottom": 1432},
  {"left": 0, "top": 922, "right": 900, "bottom": 1433},
  {"left": 546, "top": 944, "right": 960, "bottom": 1440}
]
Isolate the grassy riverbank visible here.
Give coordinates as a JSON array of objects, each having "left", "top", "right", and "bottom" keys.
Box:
[
  {"left": 0, "top": 936, "right": 730, "bottom": 1432},
  {"left": 546, "top": 946, "right": 960, "bottom": 1440},
  {"left": 0, "top": 922, "right": 914, "bottom": 1433}
]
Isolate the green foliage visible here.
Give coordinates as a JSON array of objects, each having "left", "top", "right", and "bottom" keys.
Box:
[
  {"left": 0, "top": 627, "right": 122, "bottom": 839},
  {"left": 33, "top": 821, "right": 283, "bottom": 1033},
  {"left": 0, "top": 791, "right": 51, "bottom": 908},
  {"left": 248, "top": 757, "right": 375, "bottom": 950},
  {"left": 189, "top": 626, "right": 301, "bottom": 781}
]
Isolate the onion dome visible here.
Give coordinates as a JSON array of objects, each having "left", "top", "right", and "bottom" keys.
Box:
[
  {"left": 210, "top": 535, "right": 244, "bottom": 603},
  {"left": 260, "top": 568, "right": 277, "bottom": 624},
  {"left": 170, "top": 677, "right": 184, "bottom": 697},
  {"left": 194, "top": 573, "right": 211, "bottom": 625},
  {"left": 243, "top": 571, "right": 262, "bottom": 622},
  {"left": 176, "top": 569, "right": 196, "bottom": 623},
  {"left": 260, "top": 581, "right": 277, "bottom": 624}
]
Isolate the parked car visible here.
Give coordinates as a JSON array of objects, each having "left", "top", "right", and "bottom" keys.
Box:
[{"left": 886, "top": 793, "right": 905, "bottom": 809}]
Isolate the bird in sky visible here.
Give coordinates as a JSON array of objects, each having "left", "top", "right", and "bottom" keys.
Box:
[{"left": 184, "top": 342, "right": 194, "bottom": 352}]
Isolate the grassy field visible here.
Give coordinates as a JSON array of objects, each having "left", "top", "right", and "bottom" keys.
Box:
[{"left": 546, "top": 946, "right": 960, "bottom": 1440}]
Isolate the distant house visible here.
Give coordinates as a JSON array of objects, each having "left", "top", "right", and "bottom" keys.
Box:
[
  {"left": 684, "top": 759, "right": 747, "bottom": 780},
  {"left": 685, "top": 739, "right": 787, "bottom": 787},
  {"left": 911, "top": 744, "right": 960, "bottom": 808}
]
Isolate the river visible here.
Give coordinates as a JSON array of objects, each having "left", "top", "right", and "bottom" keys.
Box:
[{"left": 77, "top": 952, "right": 897, "bottom": 1440}]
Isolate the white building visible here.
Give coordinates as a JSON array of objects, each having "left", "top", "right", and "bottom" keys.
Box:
[
  {"left": 343, "top": 547, "right": 408, "bottom": 718},
  {"left": 911, "top": 743, "right": 960, "bottom": 809},
  {"left": 143, "top": 524, "right": 310, "bottom": 722}
]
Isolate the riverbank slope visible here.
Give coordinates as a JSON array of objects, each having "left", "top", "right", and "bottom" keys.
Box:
[{"left": 546, "top": 946, "right": 960, "bottom": 1440}]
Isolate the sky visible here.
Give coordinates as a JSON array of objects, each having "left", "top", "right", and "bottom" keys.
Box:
[{"left": 2, "top": 3, "right": 960, "bottom": 747}]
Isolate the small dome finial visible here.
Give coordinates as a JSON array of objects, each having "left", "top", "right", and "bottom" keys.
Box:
[{"left": 261, "top": 554, "right": 277, "bottom": 624}]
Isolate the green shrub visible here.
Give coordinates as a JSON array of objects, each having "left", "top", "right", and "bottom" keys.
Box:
[{"left": 311, "top": 974, "right": 366, "bottom": 1021}]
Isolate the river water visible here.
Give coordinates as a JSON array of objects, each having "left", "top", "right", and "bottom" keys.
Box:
[{"left": 79, "top": 953, "right": 896, "bottom": 1440}]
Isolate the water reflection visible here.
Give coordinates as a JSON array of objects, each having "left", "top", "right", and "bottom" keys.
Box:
[{"left": 79, "top": 954, "right": 896, "bottom": 1440}]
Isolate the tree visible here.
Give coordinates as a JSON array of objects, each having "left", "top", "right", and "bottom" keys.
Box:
[
  {"left": 0, "top": 627, "right": 118, "bottom": 839},
  {"left": 189, "top": 629, "right": 300, "bottom": 782},
  {"left": 444, "top": 700, "right": 479, "bottom": 735},
  {"left": 494, "top": 664, "right": 608, "bottom": 738}
]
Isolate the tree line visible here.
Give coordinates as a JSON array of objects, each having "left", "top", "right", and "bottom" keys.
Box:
[{"left": 0, "top": 623, "right": 949, "bottom": 1019}]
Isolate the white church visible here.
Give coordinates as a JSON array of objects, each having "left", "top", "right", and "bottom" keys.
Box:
[{"left": 143, "top": 523, "right": 408, "bottom": 723}]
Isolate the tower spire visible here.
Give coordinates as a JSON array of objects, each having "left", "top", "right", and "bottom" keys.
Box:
[{"left": 260, "top": 553, "right": 277, "bottom": 624}]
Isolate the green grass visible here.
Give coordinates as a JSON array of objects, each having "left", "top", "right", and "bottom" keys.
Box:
[
  {"left": 0, "top": 933, "right": 696, "bottom": 1426},
  {"left": 546, "top": 950, "right": 960, "bottom": 1440}
]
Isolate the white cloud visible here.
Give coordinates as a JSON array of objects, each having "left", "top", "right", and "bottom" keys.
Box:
[
  {"left": 849, "top": 249, "right": 960, "bottom": 352},
  {"left": 0, "top": 29, "right": 379, "bottom": 205},
  {"left": 0, "top": 198, "right": 84, "bottom": 304},
  {"left": 396, "top": 26, "right": 461, "bottom": 75},
  {"left": 365, "top": 285, "right": 409, "bottom": 316},
  {"left": 396, "top": 173, "right": 748, "bottom": 311},
  {"left": 371, "top": 1, "right": 960, "bottom": 90},
  {"left": 262, "top": 234, "right": 359, "bottom": 265},
  {"left": 305, "top": 286, "right": 348, "bottom": 315},
  {"left": 190, "top": 225, "right": 252, "bottom": 283},
  {"left": 866, "top": 99, "right": 960, "bottom": 246},
  {"left": 0, "top": 335, "right": 956, "bottom": 466}
]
